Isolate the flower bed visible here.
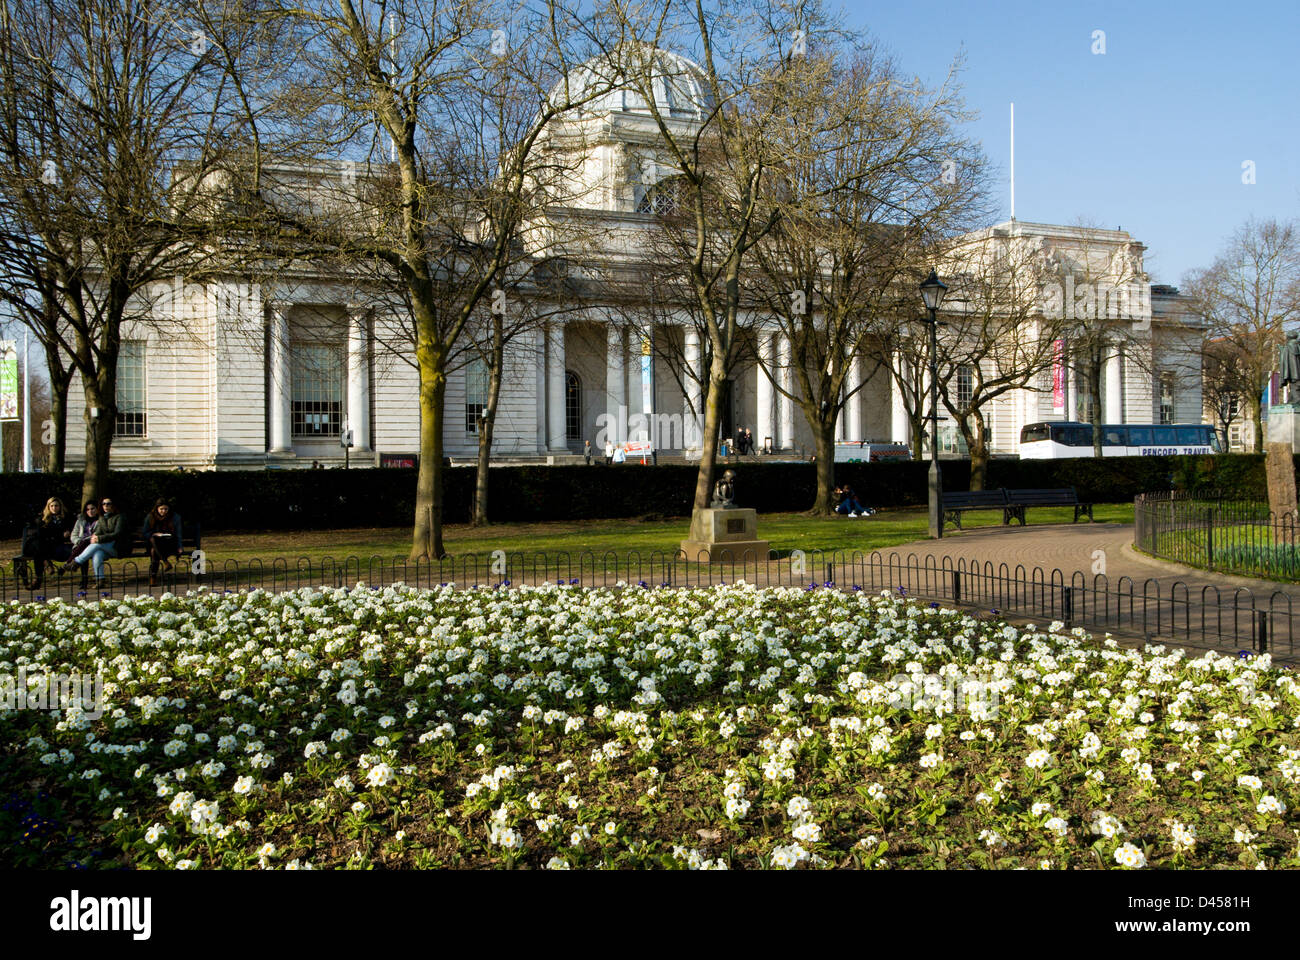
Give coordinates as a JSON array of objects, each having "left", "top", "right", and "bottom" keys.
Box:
[{"left": 1, "top": 583, "right": 1297, "bottom": 869}]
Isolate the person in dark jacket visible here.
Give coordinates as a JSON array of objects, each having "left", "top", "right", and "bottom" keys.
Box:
[
  {"left": 64, "top": 497, "right": 129, "bottom": 583},
  {"left": 141, "top": 498, "right": 183, "bottom": 585},
  {"left": 22, "top": 497, "right": 74, "bottom": 588},
  {"left": 834, "top": 485, "right": 869, "bottom": 517}
]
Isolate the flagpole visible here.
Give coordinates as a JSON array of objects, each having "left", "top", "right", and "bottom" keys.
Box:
[
  {"left": 1009, "top": 102, "right": 1016, "bottom": 221},
  {"left": 22, "top": 330, "right": 31, "bottom": 472}
]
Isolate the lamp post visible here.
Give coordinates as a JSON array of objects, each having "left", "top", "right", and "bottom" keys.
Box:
[{"left": 920, "top": 269, "right": 948, "bottom": 539}]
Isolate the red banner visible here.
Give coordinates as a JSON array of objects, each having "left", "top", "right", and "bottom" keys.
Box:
[{"left": 1052, "top": 340, "right": 1065, "bottom": 414}]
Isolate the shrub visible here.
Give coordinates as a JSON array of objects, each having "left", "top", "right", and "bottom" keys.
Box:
[{"left": 0, "top": 452, "right": 1280, "bottom": 537}]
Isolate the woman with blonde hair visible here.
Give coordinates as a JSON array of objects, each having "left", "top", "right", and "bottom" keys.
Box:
[{"left": 20, "top": 496, "right": 74, "bottom": 589}]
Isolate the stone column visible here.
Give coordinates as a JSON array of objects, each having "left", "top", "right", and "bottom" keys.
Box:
[
  {"left": 1065, "top": 358, "right": 1078, "bottom": 422},
  {"left": 626, "top": 332, "right": 643, "bottom": 442},
  {"left": 1104, "top": 349, "right": 1124, "bottom": 424},
  {"left": 846, "top": 354, "right": 863, "bottom": 441},
  {"left": 268, "top": 302, "right": 292, "bottom": 455},
  {"left": 756, "top": 331, "right": 775, "bottom": 451},
  {"left": 546, "top": 321, "right": 567, "bottom": 452},
  {"left": 606, "top": 323, "right": 626, "bottom": 445},
  {"left": 346, "top": 306, "right": 372, "bottom": 453},
  {"left": 777, "top": 334, "right": 794, "bottom": 450},
  {"left": 891, "top": 354, "right": 911, "bottom": 446},
  {"left": 684, "top": 326, "right": 702, "bottom": 453}
]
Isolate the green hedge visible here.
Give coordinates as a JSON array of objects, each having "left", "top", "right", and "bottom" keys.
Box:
[{"left": 0, "top": 453, "right": 1279, "bottom": 537}]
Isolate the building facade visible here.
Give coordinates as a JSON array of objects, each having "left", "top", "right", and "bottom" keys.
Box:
[{"left": 63, "top": 52, "right": 1205, "bottom": 471}]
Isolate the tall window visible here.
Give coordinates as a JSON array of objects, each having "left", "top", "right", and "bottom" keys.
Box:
[
  {"left": 291, "top": 343, "right": 343, "bottom": 437},
  {"left": 956, "top": 365, "right": 974, "bottom": 409},
  {"left": 1159, "top": 372, "right": 1175, "bottom": 424},
  {"left": 114, "top": 341, "right": 146, "bottom": 437},
  {"left": 637, "top": 177, "right": 684, "bottom": 216},
  {"left": 565, "top": 371, "right": 581, "bottom": 441},
  {"left": 465, "top": 358, "right": 488, "bottom": 433}
]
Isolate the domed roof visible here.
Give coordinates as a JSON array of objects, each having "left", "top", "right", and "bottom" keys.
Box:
[{"left": 551, "top": 47, "right": 713, "bottom": 122}]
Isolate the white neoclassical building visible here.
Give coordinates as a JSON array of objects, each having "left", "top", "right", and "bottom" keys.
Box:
[{"left": 62, "top": 51, "right": 1204, "bottom": 471}]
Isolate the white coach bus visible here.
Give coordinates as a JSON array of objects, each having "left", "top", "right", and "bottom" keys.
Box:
[{"left": 1019, "top": 422, "right": 1221, "bottom": 459}]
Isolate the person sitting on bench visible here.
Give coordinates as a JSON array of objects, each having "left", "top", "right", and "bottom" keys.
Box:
[
  {"left": 66, "top": 500, "right": 100, "bottom": 563},
  {"left": 64, "top": 496, "right": 128, "bottom": 584},
  {"left": 21, "top": 497, "right": 74, "bottom": 588},
  {"left": 142, "top": 498, "right": 183, "bottom": 586}
]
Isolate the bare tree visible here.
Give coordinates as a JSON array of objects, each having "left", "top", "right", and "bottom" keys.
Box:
[
  {"left": 1040, "top": 221, "right": 1154, "bottom": 457},
  {"left": 933, "top": 230, "right": 1066, "bottom": 489},
  {"left": 0, "top": 0, "right": 276, "bottom": 501},
  {"left": 1183, "top": 217, "right": 1300, "bottom": 452},
  {"left": 592, "top": 0, "right": 824, "bottom": 514},
  {"left": 746, "top": 42, "right": 987, "bottom": 511},
  {"left": 264, "top": 0, "right": 607, "bottom": 559},
  {"left": 1201, "top": 337, "right": 1254, "bottom": 450}
]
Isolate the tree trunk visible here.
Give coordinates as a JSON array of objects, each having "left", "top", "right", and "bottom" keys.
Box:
[
  {"left": 473, "top": 334, "right": 504, "bottom": 526},
  {"left": 80, "top": 380, "right": 114, "bottom": 507},
  {"left": 690, "top": 357, "right": 726, "bottom": 513},
  {"left": 962, "top": 409, "right": 989, "bottom": 491},
  {"left": 1089, "top": 356, "right": 1104, "bottom": 458},
  {"left": 45, "top": 366, "right": 70, "bottom": 473},
  {"left": 411, "top": 349, "right": 448, "bottom": 561},
  {"left": 810, "top": 417, "right": 836, "bottom": 514},
  {"left": 1251, "top": 396, "right": 1264, "bottom": 453},
  {"left": 910, "top": 411, "right": 925, "bottom": 460}
]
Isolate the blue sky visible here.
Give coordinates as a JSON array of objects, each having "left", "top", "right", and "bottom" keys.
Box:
[{"left": 843, "top": 0, "right": 1300, "bottom": 285}]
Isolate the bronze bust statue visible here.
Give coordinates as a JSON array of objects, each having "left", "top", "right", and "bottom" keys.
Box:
[{"left": 711, "top": 469, "right": 737, "bottom": 508}]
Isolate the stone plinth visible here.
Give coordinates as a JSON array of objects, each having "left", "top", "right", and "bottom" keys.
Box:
[
  {"left": 679, "top": 507, "right": 769, "bottom": 562},
  {"left": 1267, "top": 404, "right": 1300, "bottom": 451},
  {"left": 1266, "top": 441, "right": 1298, "bottom": 521}
]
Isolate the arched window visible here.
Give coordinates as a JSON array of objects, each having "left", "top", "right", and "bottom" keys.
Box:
[
  {"left": 565, "top": 370, "right": 581, "bottom": 441},
  {"left": 637, "top": 177, "right": 686, "bottom": 216}
]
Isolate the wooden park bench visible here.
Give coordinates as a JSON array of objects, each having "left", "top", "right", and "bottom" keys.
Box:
[
  {"left": 12, "top": 518, "right": 203, "bottom": 590},
  {"left": 942, "top": 489, "right": 1012, "bottom": 529},
  {"left": 130, "top": 519, "right": 203, "bottom": 559},
  {"left": 1003, "top": 487, "right": 1093, "bottom": 525}
]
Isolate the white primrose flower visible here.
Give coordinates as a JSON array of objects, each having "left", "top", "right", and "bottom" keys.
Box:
[{"left": 1113, "top": 843, "right": 1146, "bottom": 868}]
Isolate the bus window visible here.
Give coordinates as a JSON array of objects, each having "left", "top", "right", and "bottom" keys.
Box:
[
  {"left": 1020, "top": 423, "right": 1052, "bottom": 443},
  {"left": 1153, "top": 426, "right": 1178, "bottom": 445},
  {"left": 1102, "top": 426, "right": 1126, "bottom": 446},
  {"left": 1175, "top": 426, "right": 1205, "bottom": 445},
  {"left": 1063, "top": 426, "right": 1092, "bottom": 446},
  {"left": 1128, "top": 427, "right": 1153, "bottom": 445}
]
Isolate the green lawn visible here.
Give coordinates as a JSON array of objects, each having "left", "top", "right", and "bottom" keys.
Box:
[
  {"left": 1161, "top": 522, "right": 1300, "bottom": 582},
  {"left": 166, "top": 503, "right": 1136, "bottom": 564}
]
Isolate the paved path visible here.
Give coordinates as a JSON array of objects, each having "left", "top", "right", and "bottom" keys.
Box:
[
  {"left": 877, "top": 521, "right": 1300, "bottom": 660},
  {"left": 881, "top": 521, "right": 1300, "bottom": 601}
]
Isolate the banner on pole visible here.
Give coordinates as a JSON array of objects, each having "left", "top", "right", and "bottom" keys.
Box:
[
  {"left": 1051, "top": 339, "right": 1065, "bottom": 415},
  {"left": 0, "top": 341, "right": 17, "bottom": 420}
]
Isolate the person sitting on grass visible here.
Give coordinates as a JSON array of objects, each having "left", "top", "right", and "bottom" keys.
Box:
[
  {"left": 63, "top": 496, "right": 128, "bottom": 584},
  {"left": 142, "top": 497, "right": 183, "bottom": 586},
  {"left": 21, "top": 497, "right": 74, "bottom": 588},
  {"left": 834, "top": 484, "right": 869, "bottom": 517}
]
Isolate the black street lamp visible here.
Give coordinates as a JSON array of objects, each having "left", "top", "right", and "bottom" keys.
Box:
[{"left": 920, "top": 269, "right": 948, "bottom": 539}]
